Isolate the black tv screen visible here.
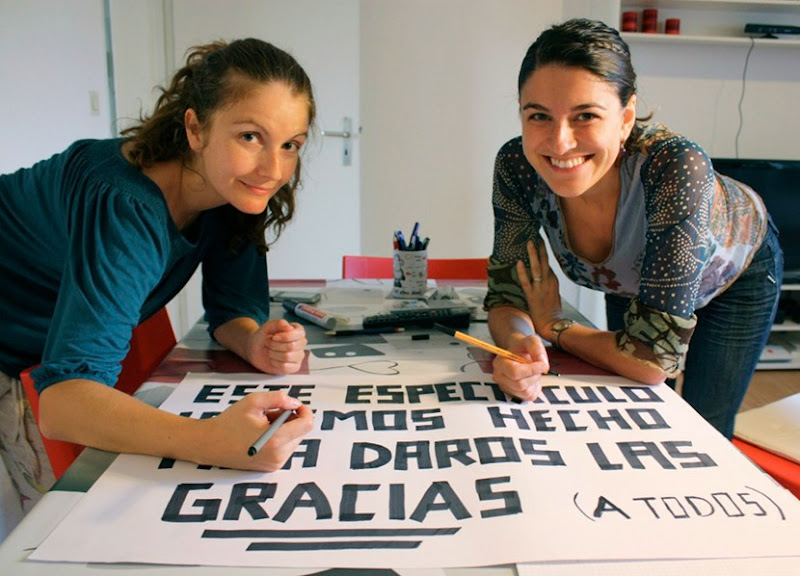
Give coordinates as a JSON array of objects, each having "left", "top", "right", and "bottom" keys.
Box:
[{"left": 711, "top": 157, "right": 800, "bottom": 281}]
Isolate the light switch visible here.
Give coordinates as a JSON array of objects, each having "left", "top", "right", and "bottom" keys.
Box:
[{"left": 89, "top": 90, "right": 100, "bottom": 116}]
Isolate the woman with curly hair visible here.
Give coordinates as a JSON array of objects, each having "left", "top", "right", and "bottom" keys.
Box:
[{"left": 0, "top": 38, "right": 315, "bottom": 517}]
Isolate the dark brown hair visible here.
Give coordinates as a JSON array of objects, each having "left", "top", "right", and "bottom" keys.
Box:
[
  {"left": 121, "top": 38, "right": 316, "bottom": 253},
  {"left": 518, "top": 18, "right": 672, "bottom": 155}
]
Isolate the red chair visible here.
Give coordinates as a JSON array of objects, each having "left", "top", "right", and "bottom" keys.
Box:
[
  {"left": 116, "top": 308, "right": 177, "bottom": 396},
  {"left": 342, "top": 255, "right": 488, "bottom": 280},
  {"left": 732, "top": 438, "right": 800, "bottom": 500},
  {"left": 20, "top": 366, "right": 84, "bottom": 480},
  {"left": 19, "top": 307, "right": 176, "bottom": 479}
]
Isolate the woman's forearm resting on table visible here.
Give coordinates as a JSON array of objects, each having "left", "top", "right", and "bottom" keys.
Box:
[
  {"left": 38, "top": 379, "right": 206, "bottom": 460},
  {"left": 214, "top": 316, "right": 308, "bottom": 375},
  {"left": 488, "top": 305, "right": 666, "bottom": 386},
  {"left": 38, "top": 378, "right": 314, "bottom": 472},
  {"left": 487, "top": 305, "right": 536, "bottom": 350},
  {"left": 553, "top": 323, "right": 666, "bottom": 385},
  {"left": 213, "top": 316, "right": 261, "bottom": 361}
]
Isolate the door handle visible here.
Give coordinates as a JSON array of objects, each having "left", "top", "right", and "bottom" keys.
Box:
[{"left": 322, "top": 117, "right": 353, "bottom": 166}]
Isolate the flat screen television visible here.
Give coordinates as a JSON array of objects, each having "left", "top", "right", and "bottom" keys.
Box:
[{"left": 711, "top": 157, "right": 800, "bottom": 282}]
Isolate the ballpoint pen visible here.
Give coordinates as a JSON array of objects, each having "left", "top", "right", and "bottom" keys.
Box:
[
  {"left": 248, "top": 409, "right": 293, "bottom": 456},
  {"left": 409, "top": 221, "right": 420, "bottom": 250}
]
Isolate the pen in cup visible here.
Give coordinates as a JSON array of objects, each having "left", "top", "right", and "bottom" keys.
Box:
[
  {"left": 409, "top": 221, "right": 420, "bottom": 249},
  {"left": 248, "top": 409, "right": 293, "bottom": 457},
  {"left": 395, "top": 222, "right": 427, "bottom": 251}
]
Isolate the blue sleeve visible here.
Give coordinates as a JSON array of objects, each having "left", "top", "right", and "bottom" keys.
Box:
[
  {"left": 202, "top": 238, "right": 270, "bottom": 336},
  {"left": 32, "top": 190, "right": 170, "bottom": 392}
]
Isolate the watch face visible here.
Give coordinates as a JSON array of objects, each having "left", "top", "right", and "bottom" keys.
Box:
[{"left": 553, "top": 319, "right": 575, "bottom": 332}]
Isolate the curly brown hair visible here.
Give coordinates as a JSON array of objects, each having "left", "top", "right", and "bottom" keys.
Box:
[{"left": 121, "top": 38, "right": 316, "bottom": 254}]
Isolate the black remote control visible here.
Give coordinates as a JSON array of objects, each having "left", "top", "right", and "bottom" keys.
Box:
[{"left": 363, "top": 306, "right": 472, "bottom": 330}]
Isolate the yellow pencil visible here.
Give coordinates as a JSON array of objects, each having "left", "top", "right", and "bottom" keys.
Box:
[
  {"left": 433, "top": 323, "right": 560, "bottom": 375},
  {"left": 433, "top": 323, "right": 529, "bottom": 363}
]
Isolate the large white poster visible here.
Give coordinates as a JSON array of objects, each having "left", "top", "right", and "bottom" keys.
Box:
[{"left": 31, "top": 372, "right": 800, "bottom": 569}]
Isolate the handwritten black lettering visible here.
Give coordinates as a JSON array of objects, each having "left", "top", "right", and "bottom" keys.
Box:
[
  {"left": 344, "top": 383, "right": 505, "bottom": 405},
  {"left": 491, "top": 407, "right": 670, "bottom": 433},
  {"left": 409, "top": 481, "right": 470, "bottom": 522},
  {"left": 223, "top": 483, "right": 275, "bottom": 520},
  {"left": 519, "top": 439, "right": 566, "bottom": 467},
  {"left": 320, "top": 409, "right": 445, "bottom": 432},
  {"left": 476, "top": 476, "right": 522, "bottom": 518}
]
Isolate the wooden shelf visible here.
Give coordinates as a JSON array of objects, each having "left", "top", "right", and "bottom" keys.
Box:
[
  {"left": 758, "top": 326, "right": 800, "bottom": 370},
  {"left": 623, "top": 32, "right": 800, "bottom": 47},
  {"left": 772, "top": 319, "right": 800, "bottom": 333},
  {"left": 757, "top": 282, "right": 799, "bottom": 370},
  {"left": 622, "top": 1, "right": 800, "bottom": 13},
  {"left": 616, "top": 0, "right": 800, "bottom": 46}
]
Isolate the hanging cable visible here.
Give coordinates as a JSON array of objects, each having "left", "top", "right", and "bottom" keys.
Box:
[{"left": 735, "top": 37, "right": 756, "bottom": 158}]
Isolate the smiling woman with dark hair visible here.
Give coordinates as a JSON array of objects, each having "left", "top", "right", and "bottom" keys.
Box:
[{"left": 484, "top": 18, "right": 783, "bottom": 440}]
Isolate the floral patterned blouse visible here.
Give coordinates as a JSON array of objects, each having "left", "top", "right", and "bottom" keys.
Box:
[{"left": 485, "top": 134, "right": 767, "bottom": 375}]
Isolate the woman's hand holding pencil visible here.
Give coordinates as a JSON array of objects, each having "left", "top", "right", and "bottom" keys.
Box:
[
  {"left": 191, "top": 391, "right": 313, "bottom": 472},
  {"left": 434, "top": 324, "right": 554, "bottom": 403},
  {"left": 492, "top": 331, "right": 554, "bottom": 402}
]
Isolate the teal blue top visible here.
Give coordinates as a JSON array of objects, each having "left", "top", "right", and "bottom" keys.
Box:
[{"left": 0, "top": 139, "right": 270, "bottom": 391}]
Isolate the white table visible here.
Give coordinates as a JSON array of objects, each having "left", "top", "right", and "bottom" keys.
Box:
[{"left": 2, "top": 280, "right": 799, "bottom": 575}]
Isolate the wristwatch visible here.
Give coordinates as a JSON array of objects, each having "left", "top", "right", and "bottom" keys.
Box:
[{"left": 550, "top": 319, "right": 576, "bottom": 350}]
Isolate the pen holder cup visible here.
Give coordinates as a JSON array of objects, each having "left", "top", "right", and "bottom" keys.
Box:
[{"left": 392, "top": 249, "right": 428, "bottom": 298}]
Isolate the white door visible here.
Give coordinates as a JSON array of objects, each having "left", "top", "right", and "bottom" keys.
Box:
[
  {"left": 111, "top": 0, "right": 359, "bottom": 335},
  {"left": 171, "top": 0, "right": 360, "bottom": 280}
]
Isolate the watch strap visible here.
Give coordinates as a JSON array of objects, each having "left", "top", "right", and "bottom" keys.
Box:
[{"left": 552, "top": 319, "right": 576, "bottom": 351}]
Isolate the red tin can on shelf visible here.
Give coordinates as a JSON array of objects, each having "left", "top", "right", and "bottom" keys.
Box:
[
  {"left": 642, "top": 8, "right": 658, "bottom": 33},
  {"left": 665, "top": 18, "right": 681, "bottom": 35},
  {"left": 621, "top": 11, "right": 638, "bottom": 32}
]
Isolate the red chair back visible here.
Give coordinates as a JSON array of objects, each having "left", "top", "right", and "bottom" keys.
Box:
[
  {"left": 342, "top": 255, "right": 488, "bottom": 280},
  {"left": 117, "top": 308, "right": 176, "bottom": 395},
  {"left": 20, "top": 366, "right": 83, "bottom": 480},
  {"left": 19, "top": 307, "right": 176, "bottom": 479}
]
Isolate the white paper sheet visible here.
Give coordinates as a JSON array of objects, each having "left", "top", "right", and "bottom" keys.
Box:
[
  {"left": 31, "top": 373, "right": 800, "bottom": 569},
  {"left": 518, "top": 556, "right": 800, "bottom": 576}
]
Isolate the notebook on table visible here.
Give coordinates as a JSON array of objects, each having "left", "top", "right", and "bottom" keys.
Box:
[{"left": 734, "top": 392, "right": 800, "bottom": 464}]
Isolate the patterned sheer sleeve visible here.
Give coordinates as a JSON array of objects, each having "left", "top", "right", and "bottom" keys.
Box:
[
  {"left": 616, "top": 137, "right": 711, "bottom": 375},
  {"left": 484, "top": 138, "right": 544, "bottom": 313}
]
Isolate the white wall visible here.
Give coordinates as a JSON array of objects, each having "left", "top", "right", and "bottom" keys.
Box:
[
  {"left": 359, "top": 0, "right": 612, "bottom": 326},
  {"left": 360, "top": 0, "right": 561, "bottom": 260},
  {"left": 0, "top": 0, "right": 112, "bottom": 173},
  {"left": 0, "top": 0, "right": 112, "bottom": 544},
  {"left": 631, "top": 41, "right": 800, "bottom": 159},
  {"left": 3, "top": 1, "right": 800, "bottom": 334},
  {"left": 107, "top": 0, "right": 362, "bottom": 335}
]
